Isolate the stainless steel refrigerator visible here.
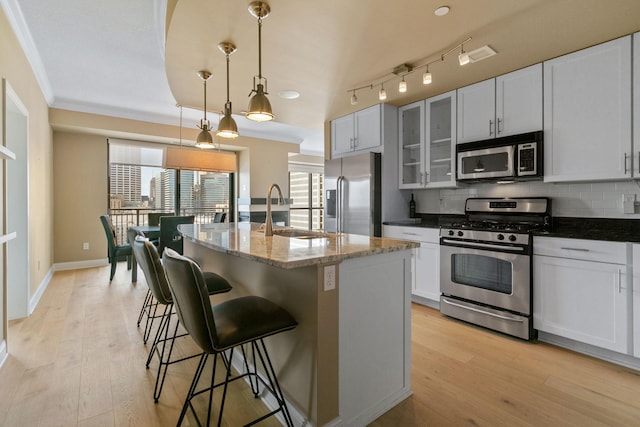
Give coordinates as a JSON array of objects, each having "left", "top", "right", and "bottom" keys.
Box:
[{"left": 324, "top": 152, "right": 381, "bottom": 236}]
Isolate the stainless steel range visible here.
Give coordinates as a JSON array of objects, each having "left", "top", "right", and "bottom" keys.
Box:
[{"left": 439, "top": 197, "right": 551, "bottom": 340}]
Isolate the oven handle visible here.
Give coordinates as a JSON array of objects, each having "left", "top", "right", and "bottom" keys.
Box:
[
  {"left": 442, "top": 297, "right": 525, "bottom": 322},
  {"left": 441, "top": 238, "right": 527, "bottom": 253}
]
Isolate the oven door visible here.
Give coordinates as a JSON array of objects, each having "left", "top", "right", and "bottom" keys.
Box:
[
  {"left": 457, "top": 145, "right": 514, "bottom": 180},
  {"left": 440, "top": 240, "right": 530, "bottom": 315}
]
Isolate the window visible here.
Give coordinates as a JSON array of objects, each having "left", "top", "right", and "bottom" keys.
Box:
[
  {"left": 289, "top": 165, "right": 324, "bottom": 230},
  {"left": 107, "top": 139, "right": 234, "bottom": 243}
]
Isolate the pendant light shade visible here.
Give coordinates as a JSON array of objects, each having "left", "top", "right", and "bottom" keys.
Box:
[
  {"left": 217, "top": 42, "right": 239, "bottom": 138},
  {"left": 246, "top": 1, "right": 274, "bottom": 122},
  {"left": 195, "top": 70, "right": 216, "bottom": 149}
]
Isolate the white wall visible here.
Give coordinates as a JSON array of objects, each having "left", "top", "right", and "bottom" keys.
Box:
[{"left": 414, "top": 180, "right": 640, "bottom": 218}]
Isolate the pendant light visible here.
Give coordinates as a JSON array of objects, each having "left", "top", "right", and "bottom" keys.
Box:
[
  {"left": 195, "top": 70, "right": 216, "bottom": 149},
  {"left": 246, "top": 1, "right": 274, "bottom": 122},
  {"left": 217, "top": 42, "right": 239, "bottom": 138}
]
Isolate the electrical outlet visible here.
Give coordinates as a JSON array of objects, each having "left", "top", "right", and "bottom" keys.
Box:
[
  {"left": 83, "top": 242, "right": 89, "bottom": 250},
  {"left": 324, "top": 265, "right": 335, "bottom": 291}
]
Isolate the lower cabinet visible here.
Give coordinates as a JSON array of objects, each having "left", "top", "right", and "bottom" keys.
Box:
[
  {"left": 383, "top": 225, "right": 440, "bottom": 303},
  {"left": 533, "top": 237, "right": 629, "bottom": 354},
  {"left": 632, "top": 244, "right": 640, "bottom": 358}
]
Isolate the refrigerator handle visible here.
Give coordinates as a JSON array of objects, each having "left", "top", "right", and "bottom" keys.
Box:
[{"left": 336, "top": 175, "right": 344, "bottom": 233}]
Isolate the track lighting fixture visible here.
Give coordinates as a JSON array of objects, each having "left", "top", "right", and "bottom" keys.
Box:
[
  {"left": 378, "top": 84, "right": 387, "bottom": 101},
  {"left": 399, "top": 76, "right": 407, "bottom": 93},
  {"left": 346, "top": 37, "right": 491, "bottom": 103},
  {"left": 195, "top": 70, "right": 216, "bottom": 149},
  {"left": 459, "top": 43, "right": 470, "bottom": 66},
  {"left": 423, "top": 65, "right": 432, "bottom": 85},
  {"left": 217, "top": 42, "right": 239, "bottom": 139},
  {"left": 246, "top": 1, "right": 274, "bottom": 122}
]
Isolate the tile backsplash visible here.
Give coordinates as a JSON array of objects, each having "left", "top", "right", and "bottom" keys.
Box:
[{"left": 415, "top": 180, "right": 640, "bottom": 218}]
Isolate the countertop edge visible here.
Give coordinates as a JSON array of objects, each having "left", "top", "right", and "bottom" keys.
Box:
[{"left": 182, "top": 224, "right": 419, "bottom": 269}]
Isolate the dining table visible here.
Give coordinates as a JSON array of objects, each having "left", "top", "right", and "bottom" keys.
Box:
[{"left": 128, "top": 225, "right": 160, "bottom": 282}]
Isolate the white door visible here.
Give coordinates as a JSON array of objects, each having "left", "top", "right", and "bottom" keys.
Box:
[
  {"left": 331, "top": 114, "right": 354, "bottom": 156},
  {"left": 543, "top": 36, "right": 632, "bottom": 182},
  {"left": 5, "top": 83, "right": 30, "bottom": 320},
  {"left": 533, "top": 255, "right": 628, "bottom": 353},
  {"left": 457, "top": 78, "right": 495, "bottom": 143},
  {"left": 414, "top": 241, "right": 440, "bottom": 301},
  {"left": 496, "top": 63, "right": 543, "bottom": 136},
  {"left": 632, "top": 244, "right": 640, "bottom": 358},
  {"left": 354, "top": 105, "right": 381, "bottom": 151}
]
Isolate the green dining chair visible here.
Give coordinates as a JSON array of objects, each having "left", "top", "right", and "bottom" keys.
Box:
[{"left": 99, "top": 214, "right": 132, "bottom": 281}]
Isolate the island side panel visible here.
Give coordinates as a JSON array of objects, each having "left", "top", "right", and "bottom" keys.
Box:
[
  {"left": 338, "top": 249, "right": 413, "bottom": 426},
  {"left": 184, "top": 239, "right": 338, "bottom": 426}
]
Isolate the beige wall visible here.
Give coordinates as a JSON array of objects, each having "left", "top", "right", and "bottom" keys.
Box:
[
  {"left": 1, "top": 9, "right": 54, "bottom": 303},
  {"left": 52, "top": 122, "right": 306, "bottom": 263},
  {"left": 53, "top": 132, "right": 107, "bottom": 263}
]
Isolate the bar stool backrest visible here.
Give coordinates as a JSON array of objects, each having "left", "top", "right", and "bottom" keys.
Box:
[
  {"left": 133, "top": 237, "right": 173, "bottom": 305},
  {"left": 162, "top": 248, "right": 217, "bottom": 353}
]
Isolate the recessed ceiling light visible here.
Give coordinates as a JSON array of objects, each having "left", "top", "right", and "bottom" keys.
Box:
[
  {"left": 278, "top": 90, "right": 300, "bottom": 99},
  {"left": 434, "top": 6, "right": 450, "bottom": 16}
]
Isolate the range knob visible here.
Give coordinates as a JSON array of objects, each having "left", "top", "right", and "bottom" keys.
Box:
[
  {"left": 448, "top": 230, "right": 455, "bottom": 236},
  {"left": 509, "top": 235, "right": 517, "bottom": 242},
  {"left": 497, "top": 234, "right": 505, "bottom": 241},
  {"left": 457, "top": 231, "right": 464, "bottom": 237}
]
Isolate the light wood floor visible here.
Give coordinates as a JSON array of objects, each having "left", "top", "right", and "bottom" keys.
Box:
[{"left": 1, "top": 263, "right": 640, "bottom": 426}]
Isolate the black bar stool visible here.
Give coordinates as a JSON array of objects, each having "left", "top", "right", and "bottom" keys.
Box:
[
  {"left": 162, "top": 248, "right": 298, "bottom": 427},
  {"left": 132, "top": 237, "right": 232, "bottom": 402}
]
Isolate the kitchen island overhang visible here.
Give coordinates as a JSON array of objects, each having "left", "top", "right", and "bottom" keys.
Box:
[{"left": 179, "top": 222, "right": 418, "bottom": 427}]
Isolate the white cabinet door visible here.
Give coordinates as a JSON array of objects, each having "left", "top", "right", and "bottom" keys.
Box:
[
  {"left": 415, "top": 241, "right": 440, "bottom": 301},
  {"left": 457, "top": 79, "right": 495, "bottom": 143},
  {"left": 496, "top": 63, "right": 542, "bottom": 137},
  {"left": 354, "top": 104, "right": 381, "bottom": 151},
  {"left": 383, "top": 225, "right": 440, "bottom": 303},
  {"left": 398, "top": 101, "right": 425, "bottom": 188},
  {"left": 425, "top": 91, "right": 457, "bottom": 188},
  {"left": 533, "top": 254, "right": 628, "bottom": 353},
  {"left": 634, "top": 33, "right": 640, "bottom": 179},
  {"left": 332, "top": 114, "right": 354, "bottom": 156},
  {"left": 632, "top": 243, "right": 640, "bottom": 358},
  {"left": 331, "top": 105, "right": 382, "bottom": 157},
  {"left": 543, "top": 36, "right": 632, "bottom": 182}
]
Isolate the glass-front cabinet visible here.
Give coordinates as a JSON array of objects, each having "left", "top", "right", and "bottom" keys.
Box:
[
  {"left": 399, "top": 91, "right": 457, "bottom": 189},
  {"left": 399, "top": 101, "right": 424, "bottom": 187}
]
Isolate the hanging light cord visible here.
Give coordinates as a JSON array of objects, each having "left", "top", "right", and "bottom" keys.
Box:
[
  {"left": 225, "top": 52, "right": 231, "bottom": 107},
  {"left": 257, "top": 16, "right": 263, "bottom": 80}
]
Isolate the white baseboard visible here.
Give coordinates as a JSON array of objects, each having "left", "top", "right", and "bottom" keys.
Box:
[
  {"left": 54, "top": 258, "right": 108, "bottom": 271},
  {"left": 538, "top": 332, "right": 640, "bottom": 371},
  {"left": 0, "top": 340, "right": 7, "bottom": 369},
  {"left": 29, "top": 266, "right": 54, "bottom": 315}
]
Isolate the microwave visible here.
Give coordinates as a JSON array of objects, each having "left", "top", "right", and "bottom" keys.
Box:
[{"left": 456, "top": 131, "right": 543, "bottom": 182}]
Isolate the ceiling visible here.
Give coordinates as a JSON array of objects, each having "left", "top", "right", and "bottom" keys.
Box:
[{"left": 4, "top": 0, "right": 640, "bottom": 156}]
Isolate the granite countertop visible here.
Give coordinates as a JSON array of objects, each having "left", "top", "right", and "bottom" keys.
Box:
[
  {"left": 385, "top": 214, "right": 640, "bottom": 243},
  {"left": 178, "top": 222, "right": 419, "bottom": 269}
]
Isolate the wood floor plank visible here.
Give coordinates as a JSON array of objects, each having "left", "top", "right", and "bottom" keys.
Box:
[{"left": 1, "top": 263, "right": 640, "bottom": 426}]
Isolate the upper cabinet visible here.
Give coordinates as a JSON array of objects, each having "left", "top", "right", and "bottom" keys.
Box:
[
  {"left": 399, "top": 91, "right": 457, "bottom": 189},
  {"left": 634, "top": 32, "right": 640, "bottom": 180},
  {"left": 543, "top": 36, "right": 632, "bottom": 182},
  {"left": 457, "top": 64, "right": 542, "bottom": 143},
  {"left": 332, "top": 104, "right": 386, "bottom": 157},
  {"left": 398, "top": 101, "right": 424, "bottom": 188}
]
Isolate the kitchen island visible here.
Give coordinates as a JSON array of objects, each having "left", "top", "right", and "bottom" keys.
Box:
[{"left": 179, "top": 222, "right": 418, "bottom": 427}]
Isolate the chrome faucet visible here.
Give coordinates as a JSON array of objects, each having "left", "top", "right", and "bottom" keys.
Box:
[{"left": 265, "top": 183, "right": 285, "bottom": 236}]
